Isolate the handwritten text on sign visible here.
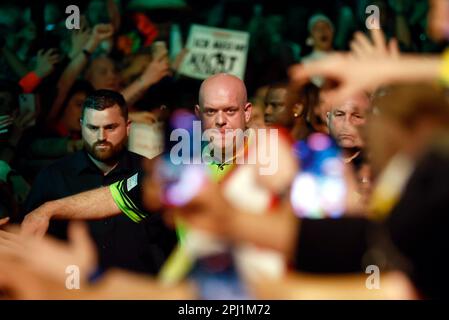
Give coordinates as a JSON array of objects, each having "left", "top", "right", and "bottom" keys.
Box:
[{"left": 179, "top": 24, "right": 250, "bottom": 80}]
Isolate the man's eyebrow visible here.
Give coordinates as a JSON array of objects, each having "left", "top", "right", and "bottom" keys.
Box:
[
  {"left": 104, "top": 123, "right": 120, "bottom": 128},
  {"left": 85, "top": 123, "right": 120, "bottom": 128},
  {"left": 351, "top": 106, "right": 363, "bottom": 113}
]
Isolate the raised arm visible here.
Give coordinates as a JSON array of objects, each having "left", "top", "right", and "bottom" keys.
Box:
[
  {"left": 21, "top": 186, "right": 120, "bottom": 237},
  {"left": 121, "top": 51, "right": 171, "bottom": 106},
  {"left": 47, "top": 24, "right": 114, "bottom": 123}
]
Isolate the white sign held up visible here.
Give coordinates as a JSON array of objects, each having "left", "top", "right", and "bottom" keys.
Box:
[{"left": 179, "top": 24, "right": 250, "bottom": 80}]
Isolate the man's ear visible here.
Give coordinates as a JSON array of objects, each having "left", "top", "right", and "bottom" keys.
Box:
[
  {"left": 126, "top": 119, "right": 131, "bottom": 136},
  {"left": 244, "top": 102, "right": 252, "bottom": 123},
  {"left": 326, "top": 111, "right": 331, "bottom": 127},
  {"left": 195, "top": 105, "right": 201, "bottom": 118}
]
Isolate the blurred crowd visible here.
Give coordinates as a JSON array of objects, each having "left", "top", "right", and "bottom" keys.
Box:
[{"left": 1, "top": 0, "right": 449, "bottom": 300}]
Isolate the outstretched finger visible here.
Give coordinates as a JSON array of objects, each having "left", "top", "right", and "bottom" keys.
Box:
[
  {"left": 388, "top": 38, "right": 400, "bottom": 59},
  {"left": 370, "top": 28, "right": 387, "bottom": 55},
  {"left": 289, "top": 55, "right": 343, "bottom": 84},
  {"left": 48, "top": 54, "right": 60, "bottom": 64},
  {"left": 353, "top": 32, "right": 375, "bottom": 55},
  {"left": 350, "top": 40, "right": 366, "bottom": 59}
]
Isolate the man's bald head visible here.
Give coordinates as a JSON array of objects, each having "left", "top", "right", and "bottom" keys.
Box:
[
  {"left": 198, "top": 73, "right": 248, "bottom": 109},
  {"left": 195, "top": 73, "right": 252, "bottom": 153}
]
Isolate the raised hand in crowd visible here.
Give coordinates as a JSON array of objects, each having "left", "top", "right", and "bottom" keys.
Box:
[
  {"left": 48, "top": 23, "right": 115, "bottom": 122},
  {"left": 350, "top": 29, "right": 400, "bottom": 60},
  {"left": 289, "top": 53, "right": 442, "bottom": 105},
  {"left": 140, "top": 51, "right": 172, "bottom": 87},
  {"left": 34, "top": 48, "right": 60, "bottom": 78},
  {"left": 121, "top": 50, "right": 171, "bottom": 106},
  {"left": 68, "top": 22, "right": 91, "bottom": 60},
  {"left": 84, "top": 23, "right": 115, "bottom": 54}
]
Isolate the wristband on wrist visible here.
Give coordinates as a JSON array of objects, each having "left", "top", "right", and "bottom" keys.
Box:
[{"left": 19, "top": 71, "right": 42, "bottom": 93}]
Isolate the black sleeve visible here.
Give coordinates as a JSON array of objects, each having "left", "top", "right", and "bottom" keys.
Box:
[{"left": 294, "top": 217, "right": 372, "bottom": 273}]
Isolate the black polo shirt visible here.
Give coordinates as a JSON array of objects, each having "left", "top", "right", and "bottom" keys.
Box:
[{"left": 22, "top": 150, "right": 177, "bottom": 275}]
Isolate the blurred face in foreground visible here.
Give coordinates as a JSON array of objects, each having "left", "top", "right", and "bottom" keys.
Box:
[
  {"left": 365, "top": 83, "right": 449, "bottom": 174},
  {"left": 366, "top": 113, "right": 405, "bottom": 175}
]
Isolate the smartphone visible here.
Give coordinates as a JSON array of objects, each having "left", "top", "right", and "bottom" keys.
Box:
[
  {"left": 18, "top": 93, "right": 36, "bottom": 127},
  {"left": 159, "top": 158, "right": 208, "bottom": 207},
  {"left": 157, "top": 108, "right": 208, "bottom": 207},
  {"left": 290, "top": 132, "right": 346, "bottom": 218}
]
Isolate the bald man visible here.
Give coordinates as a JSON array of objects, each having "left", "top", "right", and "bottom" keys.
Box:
[
  {"left": 327, "top": 93, "right": 372, "bottom": 207},
  {"left": 195, "top": 74, "right": 252, "bottom": 164}
]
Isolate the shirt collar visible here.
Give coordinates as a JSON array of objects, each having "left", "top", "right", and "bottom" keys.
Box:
[{"left": 209, "top": 135, "right": 251, "bottom": 170}]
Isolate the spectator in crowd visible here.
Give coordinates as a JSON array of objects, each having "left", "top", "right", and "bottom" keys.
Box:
[
  {"left": 264, "top": 82, "right": 316, "bottom": 141},
  {"left": 301, "top": 14, "right": 335, "bottom": 87},
  {"left": 326, "top": 93, "right": 372, "bottom": 203}
]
